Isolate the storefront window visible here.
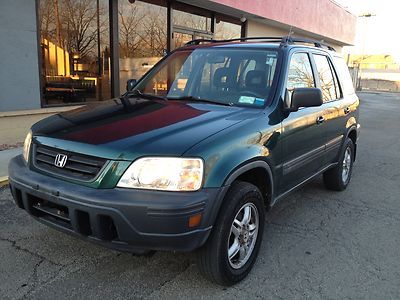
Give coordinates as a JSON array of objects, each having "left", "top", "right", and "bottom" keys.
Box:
[
  {"left": 173, "top": 10, "right": 212, "bottom": 32},
  {"left": 215, "top": 17, "right": 242, "bottom": 40},
  {"left": 38, "top": 0, "right": 111, "bottom": 105},
  {"left": 172, "top": 3, "right": 213, "bottom": 50},
  {"left": 38, "top": 0, "right": 243, "bottom": 104},
  {"left": 118, "top": 0, "right": 167, "bottom": 94},
  {"left": 173, "top": 32, "right": 195, "bottom": 49}
]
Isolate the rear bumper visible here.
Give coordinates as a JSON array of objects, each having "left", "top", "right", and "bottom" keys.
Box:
[{"left": 8, "top": 155, "right": 227, "bottom": 252}]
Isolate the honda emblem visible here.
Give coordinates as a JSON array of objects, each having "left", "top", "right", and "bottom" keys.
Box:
[{"left": 54, "top": 154, "right": 68, "bottom": 168}]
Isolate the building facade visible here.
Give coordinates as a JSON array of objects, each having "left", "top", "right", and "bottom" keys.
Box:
[{"left": 0, "top": 0, "right": 356, "bottom": 112}]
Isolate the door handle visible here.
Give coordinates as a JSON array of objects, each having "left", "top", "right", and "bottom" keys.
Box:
[
  {"left": 316, "top": 116, "right": 325, "bottom": 124},
  {"left": 344, "top": 107, "right": 350, "bottom": 115}
]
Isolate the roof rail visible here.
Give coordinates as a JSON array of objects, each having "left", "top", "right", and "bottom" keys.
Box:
[
  {"left": 185, "top": 36, "right": 336, "bottom": 51},
  {"left": 282, "top": 36, "right": 336, "bottom": 51},
  {"left": 185, "top": 37, "right": 284, "bottom": 46}
]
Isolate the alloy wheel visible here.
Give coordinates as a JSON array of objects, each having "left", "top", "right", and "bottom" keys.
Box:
[
  {"left": 227, "top": 203, "right": 259, "bottom": 269},
  {"left": 342, "top": 146, "right": 352, "bottom": 183}
]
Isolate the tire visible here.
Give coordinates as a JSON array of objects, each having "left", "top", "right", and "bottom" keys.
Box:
[
  {"left": 196, "top": 180, "right": 265, "bottom": 286},
  {"left": 323, "top": 138, "right": 355, "bottom": 191}
]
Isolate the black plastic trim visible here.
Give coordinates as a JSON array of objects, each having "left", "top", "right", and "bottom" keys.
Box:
[
  {"left": 283, "top": 144, "right": 325, "bottom": 175},
  {"left": 273, "top": 162, "right": 338, "bottom": 206},
  {"left": 221, "top": 159, "right": 274, "bottom": 209},
  {"left": 9, "top": 155, "right": 221, "bottom": 252},
  {"left": 326, "top": 135, "right": 343, "bottom": 153}
]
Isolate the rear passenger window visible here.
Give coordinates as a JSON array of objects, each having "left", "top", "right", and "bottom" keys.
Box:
[
  {"left": 313, "top": 54, "right": 340, "bottom": 102},
  {"left": 333, "top": 56, "right": 355, "bottom": 95}
]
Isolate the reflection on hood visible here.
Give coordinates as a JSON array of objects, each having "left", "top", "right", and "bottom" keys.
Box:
[{"left": 32, "top": 97, "right": 263, "bottom": 159}]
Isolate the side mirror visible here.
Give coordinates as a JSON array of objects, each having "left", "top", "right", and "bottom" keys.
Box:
[
  {"left": 126, "top": 79, "right": 137, "bottom": 92},
  {"left": 289, "top": 88, "right": 323, "bottom": 111}
]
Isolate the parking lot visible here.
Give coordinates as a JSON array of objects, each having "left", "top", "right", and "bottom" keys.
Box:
[{"left": 1, "top": 92, "right": 399, "bottom": 299}]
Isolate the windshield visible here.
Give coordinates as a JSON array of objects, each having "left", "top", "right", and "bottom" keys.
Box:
[{"left": 133, "top": 48, "right": 279, "bottom": 107}]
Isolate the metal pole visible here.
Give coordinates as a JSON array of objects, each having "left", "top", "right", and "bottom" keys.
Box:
[
  {"left": 35, "top": 0, "right": 45, "bottom": 107},
  {"left": 109, "top": 0, "right": 120, "bottom": 97},
  {"left": 97, "top": 0, "right": 102, "bottom": 100},
  {"left": 97, "top": 0, "right": 101, "bottom": 76},
  {"left": 357, "top": 13, "right": 376, "bottom": 91},
  {"left": 167, "top": 1, "right": 173, "bottom": 52},
  {"left": 241, "top": 20, "right": 248, "bottom": 38},
  {"left": 211, "top": 13, "right": 216, "bottom": 36}
]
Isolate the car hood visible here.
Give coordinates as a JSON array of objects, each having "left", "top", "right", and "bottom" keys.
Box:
[{"left": 32, "top": 98, "right": 263, "bottom": 160}]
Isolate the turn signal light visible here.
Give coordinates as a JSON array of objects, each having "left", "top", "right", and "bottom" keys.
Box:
[{"left": 188, "top": 213, "right": 202, "bottom": 228}]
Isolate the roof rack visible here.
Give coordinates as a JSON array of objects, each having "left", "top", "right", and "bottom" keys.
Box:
[
  {"left": 185, "top": 36, "right": 336, "bottom": 51},
  {"left": 281, "top": 36, "right": 336, "bottom": 51}
]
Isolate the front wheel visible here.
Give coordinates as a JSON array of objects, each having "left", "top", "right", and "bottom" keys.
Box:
[
  {"left": 196, "top": 181, "right": 265, "bottom": 286},
  {"left": 323, "top": 138, "right": 355, "bottom": 191}
]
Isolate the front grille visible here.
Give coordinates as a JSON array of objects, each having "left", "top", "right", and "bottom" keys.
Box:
[{"left": 33, "top": 144, "right": 107, "bottom": 181}]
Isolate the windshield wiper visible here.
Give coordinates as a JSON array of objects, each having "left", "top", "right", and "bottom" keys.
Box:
[
  {"left": 122, "top": 89, "right": 167, "bottom": 101},
  {"left": 168, "top": 96, "right": 233, "bottom": 107}
]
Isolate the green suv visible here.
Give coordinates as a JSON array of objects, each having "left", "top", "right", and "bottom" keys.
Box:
[{"left": 9, "top": 37, "right": 360, "bottom": 285}]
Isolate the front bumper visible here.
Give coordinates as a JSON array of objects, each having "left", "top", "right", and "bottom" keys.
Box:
[{"left": 8, "top": 155, "right": 227, "bottom": 252}]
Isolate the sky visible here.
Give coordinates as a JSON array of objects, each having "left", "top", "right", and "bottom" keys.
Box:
[{"left": 335, "top": 0, "right": 400, "bottom": 60}]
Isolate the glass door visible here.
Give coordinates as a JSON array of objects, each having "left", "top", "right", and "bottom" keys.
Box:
[{"left": 118, "top": 0, "right": 168, "bottom": 94}]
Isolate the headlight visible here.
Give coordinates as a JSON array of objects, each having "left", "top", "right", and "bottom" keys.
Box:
[
  {"left": 23, "top": 131, "right": 32, "bottom": 163},
  {"left": 117, "top": 157, "right": 203, "bottom": 191}
]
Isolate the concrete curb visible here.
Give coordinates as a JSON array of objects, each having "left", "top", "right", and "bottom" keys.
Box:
[
  {"left": 357, "top": 90, "right": 400, "bottom": 95},
  {"left": 0, "top": 176, "right": 8, "bottom": 187}
]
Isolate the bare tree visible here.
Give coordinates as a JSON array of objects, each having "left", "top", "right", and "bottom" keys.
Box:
[
  {"left": 119, "top": 5, "right": 141, "bottom": 58},
  {"left": 173, "top": 12, "right": 208, "bottom": 32},
  {"left": 288, "top": 65, "right": 315, "bottom": 90},
  {"left": 318, "top": 71, "right": 335, "bottom": 101},
  {"left": 39, "top": 0, "right": 56, "bottom": 41},
  {"left": 214, "top": 22, "right": 241, "bottom": 40},
  {"left": 60, "top": 0, "right": 102, "bottom": 60},
  {"left": 118, "top": 2, "right": 167, "bottom": 58},
  {"left": 140, "top": 10, "right": 167, "bottom": 57}
]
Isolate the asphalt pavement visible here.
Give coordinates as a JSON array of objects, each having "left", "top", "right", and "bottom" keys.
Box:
[{"left": 0, "top": 92, "right": 399, "bottom": 299}]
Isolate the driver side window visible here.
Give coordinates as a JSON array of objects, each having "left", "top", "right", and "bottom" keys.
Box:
[{"left": 286, "top": 53, "right": 315, "bottom": 106}]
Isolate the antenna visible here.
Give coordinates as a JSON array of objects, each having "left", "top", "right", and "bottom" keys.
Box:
[
  {"left": 287, "top": 6, "right": 298, "bottom": 40},
  {"left": 288, "top": 25, "right": 294, "bottom": 39}
]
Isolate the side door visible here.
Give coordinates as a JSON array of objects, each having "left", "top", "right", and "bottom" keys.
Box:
[
  {"left": 279, "top": 51, "right": 327, "bottom": 192},
  {"left": 310, "top": 52, "right": 346, "bottom": 165}
]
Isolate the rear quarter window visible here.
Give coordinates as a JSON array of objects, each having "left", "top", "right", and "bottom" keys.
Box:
[{"left": 333, "top": 56, "right": 355, "bottom": 96}]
